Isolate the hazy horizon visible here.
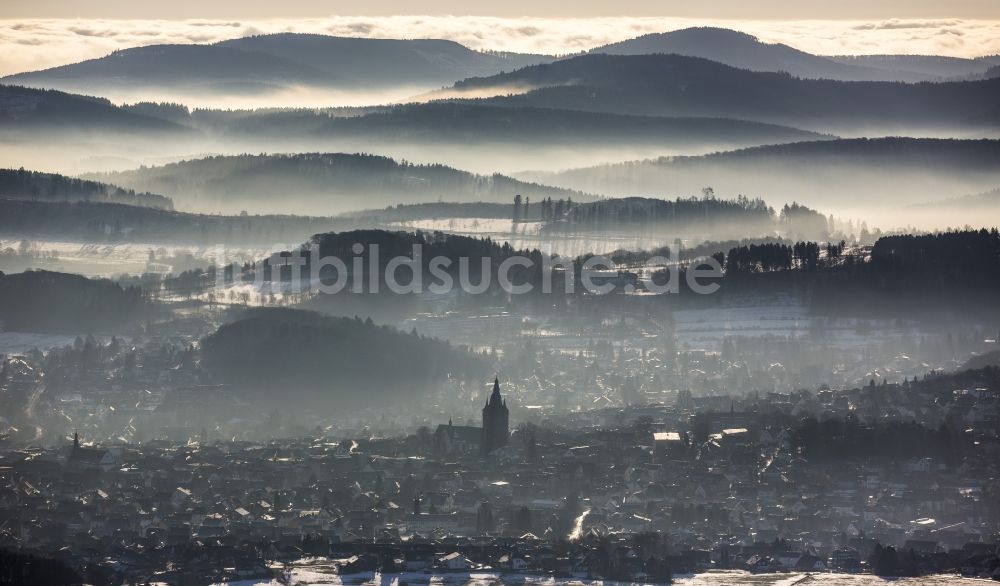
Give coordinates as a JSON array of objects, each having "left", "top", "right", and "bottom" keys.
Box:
[{"left": 1, "top": 16, "right": 1000, "bottom": 78}]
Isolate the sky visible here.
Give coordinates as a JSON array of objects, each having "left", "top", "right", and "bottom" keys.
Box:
[
  {"left": 4, "top": 0, "right": 1000, "bottom": 19},
  {"left": 1, "top": 2, "right": 999, "bottom": 77}
]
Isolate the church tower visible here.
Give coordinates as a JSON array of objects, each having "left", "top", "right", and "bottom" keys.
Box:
[{"left": 481, "top": 376, "right": 509, "bottom": 455}]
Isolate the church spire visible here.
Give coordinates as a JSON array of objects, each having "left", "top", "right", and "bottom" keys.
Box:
[
  {"left": 487, "top": 375, "right": 503, "bottom": 407},
  {"left": 482, "top": 376, "right": 509, "bottom": 456}
]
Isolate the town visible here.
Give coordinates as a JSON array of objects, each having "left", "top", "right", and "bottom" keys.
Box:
[{"left": 2, "top": 354, "right": 998, "bottom": 583}]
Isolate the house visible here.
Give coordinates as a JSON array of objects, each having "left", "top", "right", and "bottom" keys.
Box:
[
  {"left": 498, "top": 553, "right": 530, "bottom": 571},
  {"left": 719, "top": 428, "right": 751, "bottom": 447},
  {"left": 438, "top": 552, "right": 474, "bottom": 570},
  {"left": 338, "top": 554, "right": 378, "bottom": 574},
  {"left": 171, "top": 487, "right": 193, "bottom": 508},
  {"left": 403, "top": 543, "right": 436, "bottom": 571},
  {"left": 746, "top": 555, "right": 781, "bottom": 573},
  {"left": 652, "top": 432, "right": 683, "bottom": 456},
  {"left": 796, "top": 553, "right": 826, "bottom": 571}
]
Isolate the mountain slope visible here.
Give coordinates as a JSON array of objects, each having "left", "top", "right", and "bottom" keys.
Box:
[
  {"left": 454, "top": 53, "right": 1000, "bottom": 132},
  {"left": 84, "top": 152, "right": 590, "bottom": 215}
]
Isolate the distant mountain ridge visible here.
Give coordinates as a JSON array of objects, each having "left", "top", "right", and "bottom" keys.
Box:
[
  {"left": 200, "top": 101, "right": 829, "bottom": 148},
  {"left": 0, "top": 84, "right": 192, "bottom": 134},
  {"left": 216, "top": 34, "right": 551, "bottom": 85},
  {"left": 0, "top": 82, "right": 827, "bottom": 155},
  {"left": 829, "top": 54, "right": 998, "bottom": 81},
  {"left": 0, "top": 84, "right": 829, "bottom": 176},
  {"left": 8, "top": 27, "right": 995, "bottom": 99},
  {"left": 4, "top": 44, "right": 331, "bottom": 89},
  {"left": 910, "top": 187, "right": 1000, "bottom": 210},
  {"left": 453, "top": 53, "right": 1000, "bottom": 132},
  {"left": 0, "top": 198, "right": 353, "bottom": 245},
  {"left": 2, "top": 33, "right": 554, "bottom": 95},
  {"left": 84, "top": 152, "right": 590, "bottom": 215},
  {"left": 591, "top": 27, "right": 997, "bottom": 82},
  {"left": 592, "top": 27, "right": 878, "bottom": 81}
]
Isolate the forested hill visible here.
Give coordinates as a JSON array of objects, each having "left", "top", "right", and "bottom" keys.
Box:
[
  {"left": 559, "top": 195, "right": 772, "bottom": 227},
  {"left": 520, "top": 138, "right": 1000, "bottom": 209},
  {"left": 688, "top": 137, "right": 1000, "bottom": 166},
  {"left": 0, "top": 168, "right": 173, "bottom": 210},
  {"left": 3, "top": 44, "right": 329, "bottom": 91},
  {"left": 199, "top": 308, "right": 486, "bottom": 408},
  {"left": 715, "top": 229, "right": 1000, "bottom": 319},
  {"left": 86, "top": 153, "right": 590, "bottom": 215},
  {"left": 200, "top": 102, "right": 827, "bottom": 147},
  {"left": 589, "top": 27, "right": 997, "bottom": 82},
  {"left": 0, "top": 85, "right": 193, "bottom": 134},
  {"left": 0, "top": 270, "right": 152, "bottom": 333},
  {"left": 0, "top": 198, "right": 353, "bottom": 245},
  {"left": 590, "top": 27, "right": 879, "bottom": 81},
  {"left": 3, "top": 34, "right": 553, "bottom": 94},
  {"left": 538, "top": 196, "right": 831, "bottom": 241},
  {"left": 451, "top": 53, "right": 1000, "bottom": 131},
  {"left": 214, "top": 34, "right": 552, "bottom": 86}
]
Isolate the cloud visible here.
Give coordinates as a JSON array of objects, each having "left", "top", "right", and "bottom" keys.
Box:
[
  {"left": 511, "top": 26, "right": 543, "bottom": 37},
  {"left": 345, "top": 23, "right": 374, "bottom": 34},
  {"left": 853, "top": 19, "right": 963, "bottom": 30},
  {"left": 0, "top": 16, "right": 998, "bottom": 77}
]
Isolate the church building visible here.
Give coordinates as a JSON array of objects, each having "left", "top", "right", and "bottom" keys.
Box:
[
  {"left": 433, "top": 376, "right": 510, "bottom": 456},
  {"left": 481, "top": 376, "right": 509, "bottom": 455}
]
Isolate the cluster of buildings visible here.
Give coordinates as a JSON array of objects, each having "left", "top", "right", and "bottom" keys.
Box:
[
  {"left": 1, "top": 297, "right": 999, "bottom": 583},
  {"left": 1, "top": 306, "right": 994, "bottom": 449},
  {"left": 1, "top": 371, "right": 999, "bottom": 583}
]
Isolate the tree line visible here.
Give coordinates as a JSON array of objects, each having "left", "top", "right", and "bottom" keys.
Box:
[
  {"left": 517, "top": 192, "right": 833, "bottom": 241},
  {"left": 0, "top": 168, "right": 172, "bottom": 209}
]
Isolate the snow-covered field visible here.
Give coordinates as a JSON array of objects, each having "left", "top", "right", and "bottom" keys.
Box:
[
  {"left": 0, "top": 239, "right": 280, "bottom": 278},
  {"left": 386, "top": 220, "right": 686, "bottom": 257},
  {"left": 218, "top": 569, "right": 987, "bottom": 586},
  {"left": 672, "top": 304, "right": 919, "bottom": 350}
]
